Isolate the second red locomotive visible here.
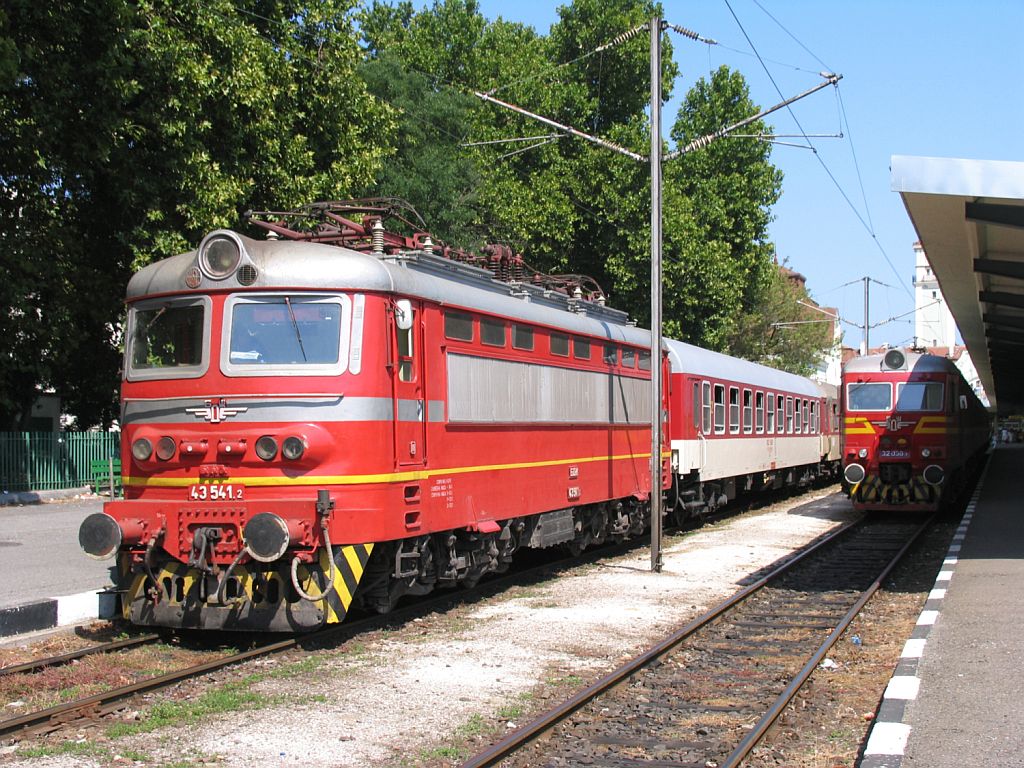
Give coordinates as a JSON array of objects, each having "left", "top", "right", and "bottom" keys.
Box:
[{"left": 841, "top": 348, "right": 990, "bottom": 511}]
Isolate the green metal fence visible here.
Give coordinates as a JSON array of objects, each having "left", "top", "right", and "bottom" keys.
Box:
[{"left": 0, "top": 432, "right": 120, "bottom": 493}]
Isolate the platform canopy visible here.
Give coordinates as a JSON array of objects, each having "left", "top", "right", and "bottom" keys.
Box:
[{"left": 892, "top": 155, "right": 1024, "bottom": 415}]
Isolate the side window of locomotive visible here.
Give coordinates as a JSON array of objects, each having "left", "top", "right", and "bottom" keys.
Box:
[
  {"left": 692, "top": 382, "right": 700, "bottom": 429},
  {"left": 622, "top": 348, "right": 637, "bottom": 368},
  {"left": 702, "top": 381, "right": 712, "bottom": 434},
  {"left": 729, "top": 387, "right": 740, "bottom": 434},
  {"left": 742, "top": 389, "right": 753, "bottom": 434},
  {"left": 573, "top": 338, "right": 591, "bottom": 360},
  {"left": 396, "top": 307, "right": 415, "bottom": 383},
  {"left": 551, "top": 333, "right": 569, "bottom": 357},
  {"left": 603, "top": 344, "right": 618, "bottom": 365},
  {"left": 713, "top": 384, "right": 725, "bottom": 434},
  {"left": 127, "top": 296, "right": 210, "bottom": 380},
  {"left": 846, "top": 382, "right": 892, "bottom": 411},
  {"left": 512, "top": 324, "right": 534, "bottom": 351},
  {"left": 481, "top": 317, "right": 506, "bottom": 347},
  {"left": 755, "top": 392, "right": 765, "bottom": 433},
  {"left": 444, "top": 311, "right": 474, "bottom": 342},
  {"left": 766, "top": 392, "right": 775, "bottom": 433},
  {"left": 896, "top": 382, "right": 944, "bottom": 411}
]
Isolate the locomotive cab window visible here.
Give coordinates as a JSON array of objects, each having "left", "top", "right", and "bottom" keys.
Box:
[
  {"left": 444, "top": 311, "right": 474, "bottom": 341},
  {"left": 896, "top": 382, "right": 944, "bottom": 411},
  {"left": 846, "top": 382, "right": 892, "bottom": 411},
  {"left": 395, "top": 302, "right": 416, "bottom": 382},
  {"left": 127, "top": 296, "right": 211, "bottom": 381},
  {"left": 222, "top": 294, "right": 347, "bottom": 376}
]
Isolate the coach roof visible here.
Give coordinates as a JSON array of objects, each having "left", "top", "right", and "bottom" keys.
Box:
[{"left": 664, "top": 338, "right": 823, "bottom": 397}]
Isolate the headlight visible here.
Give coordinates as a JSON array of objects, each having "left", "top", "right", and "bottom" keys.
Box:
[
  {"left": 199, "top": 235, "right": 241, "bottom": 279},
  {"left": 921, "top": 448, "right": 931, "bottom": 458},
  {"left": 255, "top": 435, "right": 278, "bottom": 461},
  {"left": 858, "top": 448, "right": 868, "bottom": 459},
  {"left": 132, "top": 438, "right": 153, "bottom": 461},
  {"left": 155, "top": 436, "right": 176, "bottom": 461},
  {"left": 282, "top": 436, "right": 305, "bottom": 461}
]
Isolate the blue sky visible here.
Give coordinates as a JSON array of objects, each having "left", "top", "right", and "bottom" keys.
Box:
[{"left": 460, "top": 0, "right": 1024, "bottom": 348}]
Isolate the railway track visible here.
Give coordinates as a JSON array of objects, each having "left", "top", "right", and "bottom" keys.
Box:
[
  {"left": 0, "top": 533, "right": 641, "bottom": 742},
  {"left": 463, "top": 513, "right": 932, "bottom": 768}
]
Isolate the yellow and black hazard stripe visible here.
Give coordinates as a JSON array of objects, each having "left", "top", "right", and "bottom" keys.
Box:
[{"left": 123, "top": 543, "right": 374, "bottom": 624}]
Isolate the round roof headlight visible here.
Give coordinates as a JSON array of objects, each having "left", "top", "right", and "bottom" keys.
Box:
[
  {"left": 200, "top": 235, "right": 241, "bottom": 279},
  {"left": 132, "top": 438, "right": 153, "bottom": 461},
  {"left": 883, "top": 349, "right": 906, "bottom": 370}
]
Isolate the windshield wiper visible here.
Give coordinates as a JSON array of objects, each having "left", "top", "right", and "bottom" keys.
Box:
[{"left": 284, "top": 297, "right": 308, "bottom": 362}]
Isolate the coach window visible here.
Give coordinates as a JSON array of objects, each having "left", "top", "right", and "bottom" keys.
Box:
[
  {"left": 702, "top": 382, "right": 712, "bottom": 434},
  {"left": 444, "top": 311, "right": 474, "bottom": 341},
  {"left": 512, "top": 324, "right": 534, "bottom": 351},
  {"left": 803, "top": 400, "right": 810, "bottom": 433},
  {"left": 573, "top": 337, "right": 591, "bottom": 360},
  {"left": 766, "top": 392, "right": 775, "bottom": 433},
  {"left": 692, "top": 382, "right": 700, "bottom": 429},
  {"left": 551, "top": 332, "right": 569, "bottom": 357},
  {"left": 755, "top": 392, "right": 765, "bottom": 433},
  {"left": 777, "top": 395, "right": 785, "bottom": 434},
  {"left": 810, "top": 401, "right": 818, "bottom": 433},
  {"left": 622, "top": 348, "right": 636, "bottom": 368},
  {"left": 729, "top": 387, "right": 740, "bottom": 434},
  {"left": 786, "top": 397, "right": 794, "bottom": 433},
  {"left": 742, "top": 389, "right": 753, "bottom": 434},
  {"left": 638, "top": 351, "right": 651, "bottom": 371},
  {"left": 713, "top": 384, "right": 725, "bottom": 434},
  {"left": 794, "top": 399, "right": 803, "bottom": 433},
  {"left": 481, "top": 317, "right": 506, "bottom": 347},
  {"left": 603, "top": 344, "right": 618, "bottom": 365},
  {"left": 832, "top": 403, "right": 839, "bottom": 431}
]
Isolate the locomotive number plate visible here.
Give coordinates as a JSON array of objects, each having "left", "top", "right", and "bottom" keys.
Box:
[
  {"left": 188, "top": 484, "right": 244, "bottom": 501},
  {"left": 878, "top": 450, "right": 909, "bottom": 459}
]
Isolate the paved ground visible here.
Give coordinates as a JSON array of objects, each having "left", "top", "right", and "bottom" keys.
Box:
[{"left": 0, "top": 496, "right": 114, "bottom": 609}]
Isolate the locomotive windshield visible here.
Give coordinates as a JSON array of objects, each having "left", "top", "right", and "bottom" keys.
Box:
[
  {"left": 126, "top": 296, "right": 210, "bottom": 380},
  {"left": 896, "top": 381, "right": 944, "bottom": 411},
  {"left": 223, "top": 294, "right": 351, "bottom": 375},
  {"left": 846, "top": 382, "right": 891, "bottom": 411}
]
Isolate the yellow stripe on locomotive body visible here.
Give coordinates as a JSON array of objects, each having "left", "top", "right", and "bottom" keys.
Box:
[
  {"left": 913, "top": 416, "right": 951, "bottom": 435},
  {"left": 122, "top": 451, "right": 657, "bottom": 489}
]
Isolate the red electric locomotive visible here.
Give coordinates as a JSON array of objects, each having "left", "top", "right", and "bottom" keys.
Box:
[
  {"left": 841, "top": 348, "right": 990, "bottom": 511},
  {"left": 78, "top": 201, "right": 669, "bottom": 632}
]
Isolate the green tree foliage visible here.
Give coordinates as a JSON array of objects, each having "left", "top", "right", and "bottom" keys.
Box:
[
  {"left": 0, "top": 0, "right": 392, "bottom": 428},
  {"left": 727, "top": 266, "right": 836, "bottom": 376}
]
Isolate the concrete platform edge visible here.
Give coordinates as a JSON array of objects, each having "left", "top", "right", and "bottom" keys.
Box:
[
  {"left": 0, "top": 589, "right": 116, "bottom": 639},
  {"left": 857, "top": 456, "right": 990, "bottom": 768}
]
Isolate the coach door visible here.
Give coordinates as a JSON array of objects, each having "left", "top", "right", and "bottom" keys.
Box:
[{"left": 392, "top": 299, "right": 426, "bottom": 468}]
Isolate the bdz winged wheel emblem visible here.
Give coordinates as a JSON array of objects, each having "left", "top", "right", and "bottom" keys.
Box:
[
  {"left": 871, "top": 416, "right": 915, "bottom": 431},
  {"left": 185, "top": 399, "right": 248, "bottom": 424}
]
